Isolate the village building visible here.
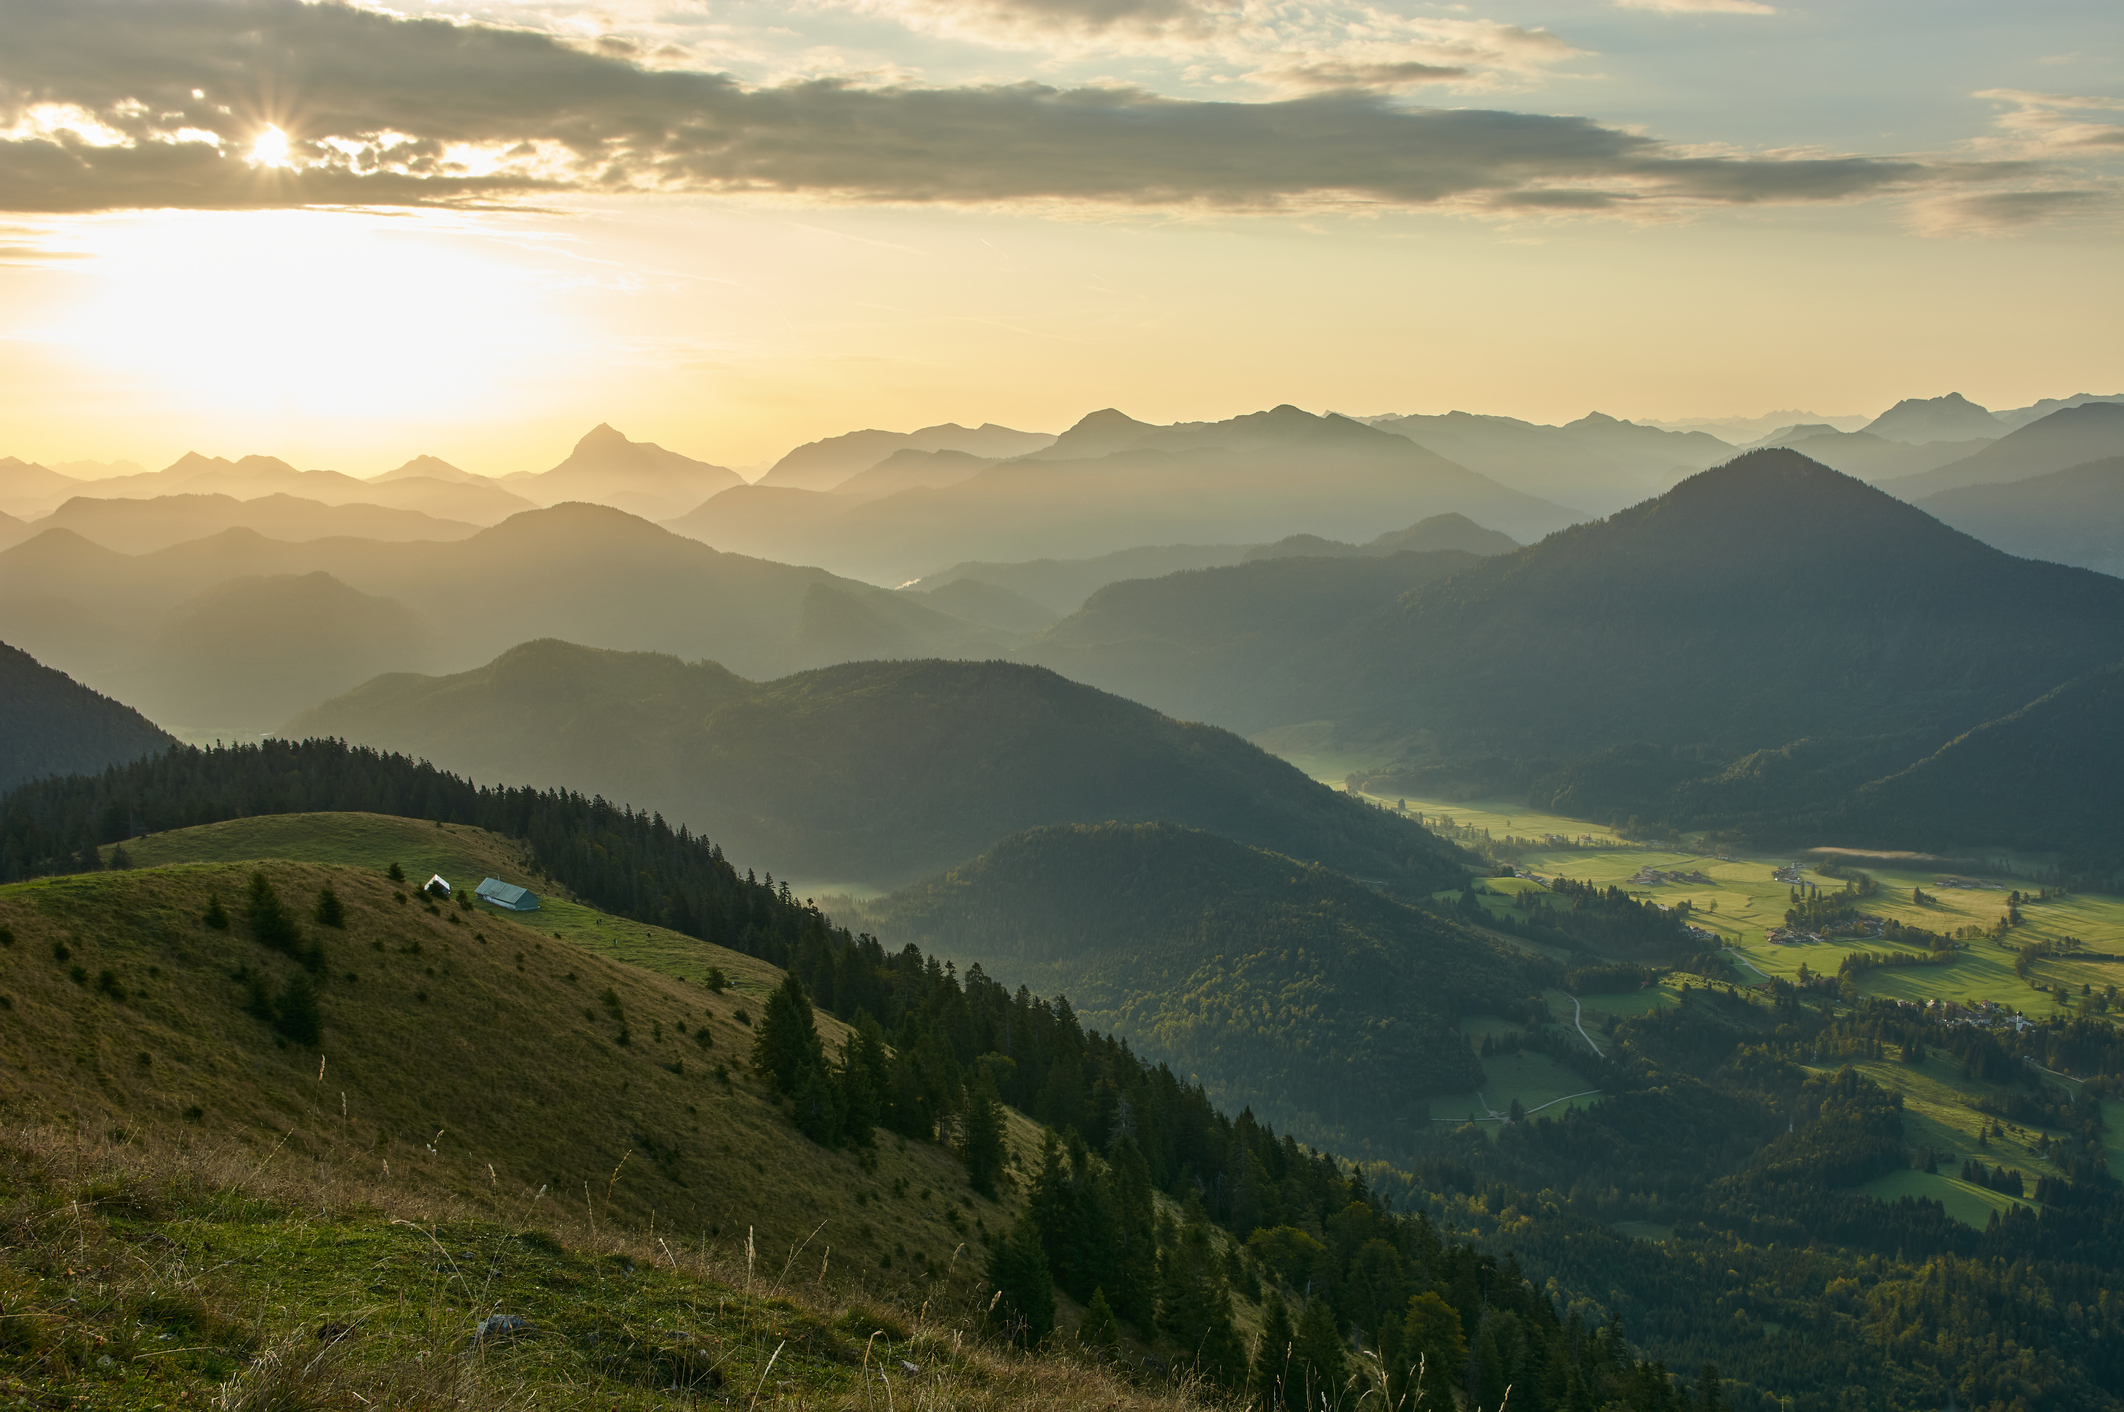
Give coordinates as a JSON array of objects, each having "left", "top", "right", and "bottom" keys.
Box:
[{"left": 476, "top": 877, "right": 541, "bottom": 912}]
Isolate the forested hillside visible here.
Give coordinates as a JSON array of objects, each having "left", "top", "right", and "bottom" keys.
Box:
[
  {"left": 5, "top": 740, "right": 2119, "bottom": 1409},
  {"left": 0, "top": 640, "right": 175, "bottom": 792},
  {"left": 284, "top": 644, "right": 1467, "bottom": 888},
  {"left": 859, "top": 822, "right": 1546, "bottom": 1146},
  {"left": 1027, "top": 451, "right": 2124, "bottom": 863}
]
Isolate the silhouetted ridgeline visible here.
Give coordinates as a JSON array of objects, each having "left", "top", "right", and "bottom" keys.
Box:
[{"left": 0, "top": 641, "right": 176, "bottom": 793}]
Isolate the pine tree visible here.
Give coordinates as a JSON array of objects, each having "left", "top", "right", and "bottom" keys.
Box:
[
  {"left": 1080, "top": 1288, "right": 1121, "bottom": 1356},
  {"left": 314, "top": 886, "right": 346, "bottom": 929},
  {"left": 274, "top": 970, "right": 322, "bottom": 1046},
  {"left": 203, "top": 892, "right": 230, "bottom": 930},
  {"left": 387, "top": 862, "right": 404, "bottom": 883},
  {"left": 985, "top": 1209, "right": 1055, "bottom": 1347},
  {"left": 837, "top": 1017, "right": 887, "bottom": 1147},
  {"left": 1250, "top": 1297, "right": 1298, "bottom": 1412},
  {"left": 1156, "top": 1212, "right": 1247, "bottom": 1390},
  {"left": 1293, "top": 1295, "right": 1348, "bottom": 1411},
  {"left": 793, "top": 1061, "right": 842, "bottom": 1147},
  {"left": 960, "top": 1068, "right": 1007, "bottom": 1198},
  {"left": 1109, "top": 1135, "right": 1158, "bottom": 1331},
  {"left": 1697, "top": 1363, "right": 1723, "bottom": 1412},
  {"left": 751, "top": 973, "right": 825, "bottom": 1095},
  {"left": 247, "top": 871, "right": 305, "bottom": 958}
]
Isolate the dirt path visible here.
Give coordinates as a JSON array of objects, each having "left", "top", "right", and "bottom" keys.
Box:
[{"left": 1572, "top": 994, "right": 1604, "bottom": 1059}]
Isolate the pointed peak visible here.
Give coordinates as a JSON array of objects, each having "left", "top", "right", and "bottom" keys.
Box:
[{"left": 575, "top": 423, "right": 630, "bottom": 452}]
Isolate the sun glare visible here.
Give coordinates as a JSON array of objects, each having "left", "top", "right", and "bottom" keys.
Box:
[
  {"left": 43, "top": 211, "right": 578, "bottom": 425},
  {"left": 247, "top": 125, "right": 293, "bottom": 169}
]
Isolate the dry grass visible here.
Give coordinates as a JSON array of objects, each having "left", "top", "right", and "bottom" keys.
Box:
[{"left": 0, "top": 1120, "right": 1210, "bottom": 1410}]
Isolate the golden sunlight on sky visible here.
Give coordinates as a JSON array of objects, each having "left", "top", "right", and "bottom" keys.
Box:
[{"left": 0, "top": 0, "right": 2118, "bottom": 474}]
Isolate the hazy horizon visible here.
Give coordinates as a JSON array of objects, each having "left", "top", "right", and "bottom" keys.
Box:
[{"left": 2, "top": 0, "right": 2118, "bottom": 474}]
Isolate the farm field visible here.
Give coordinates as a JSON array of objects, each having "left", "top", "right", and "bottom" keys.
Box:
[
  {"left": 108, "top": 813, "right": 787, "bottom": 999},
  {"left": 1391, "top": 793, "right": 2124, "bottom": 1022},
  {"left": 1430, "top": 1015, "right": 1602, "bottom": 1134}
]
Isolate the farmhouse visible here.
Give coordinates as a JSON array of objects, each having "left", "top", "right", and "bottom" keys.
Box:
[
  {"left": 424, "top": 873, "right": 451, "bottom": 897},
  {"left": 476, "top": 877, "right": 541, "bottom": 912}
]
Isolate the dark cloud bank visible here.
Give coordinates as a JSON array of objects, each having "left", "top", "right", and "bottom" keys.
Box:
[{"left": 0, "top": 0, "right": 2027, "bottom": 214}]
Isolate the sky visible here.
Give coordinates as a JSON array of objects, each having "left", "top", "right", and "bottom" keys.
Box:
[{"left": 0, "top": 0, "right": 2118, "bottom": 476}]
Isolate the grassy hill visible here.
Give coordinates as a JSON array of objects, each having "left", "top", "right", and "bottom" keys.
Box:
[
  {"left": 857, "top": 822, "right": 1548, "bottom": 1159},
  {"left": 0, "top": 838, "right": 1205, "bottom": 1408},
  {"left": 0, "top": 639, "right": 175, "bottom": 794},
  {"left": 284, "top": 644, "right": 1471, "bottom": 891}
]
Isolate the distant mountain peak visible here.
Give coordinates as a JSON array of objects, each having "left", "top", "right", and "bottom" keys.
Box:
[
  {"left": 574, "top": 423, "right": 630, "bottom": 452},
  {"left": 1863, "top": 393, "right": 2004, "bottom": 445}
]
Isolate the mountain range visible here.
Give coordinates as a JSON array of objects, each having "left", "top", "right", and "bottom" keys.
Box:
[
  {"left": 1876, "top": 401, "right": 2124, "bottom": 501},
  {"left": 757, "top": 421, "right": 1056, "bottom": 490},
  {"left": 1023, "top": 447, "right": 2124, "bottom": 862},
  {"left": 907, "top": 512, "right": 1519, "bottom": 615},
  {"left": 282, "top": 643, "right": 1468, "bottom": 890},
  {"left": 0, "top": 505, "right": 1012, "bottom": 735},
  {"left": 667, "top": 405, "right": 1578, "bottom": 583},
  {"left": 1360, "top": 409, "right": 1733, "bottom": 515},
  {"left": 1916, "top": 456, "right": 2124, "bottom": 578}
]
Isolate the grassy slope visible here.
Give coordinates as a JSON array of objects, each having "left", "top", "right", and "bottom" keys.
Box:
[
  {"left": 105, "top": 812, "right": 794, "bottom": 993},
  {"left": 0, "top": 1128, "right": 1192, "bottom": 1412},
  {"left": 0, "top": 817, "right": 1306, "bottom": 1406}
]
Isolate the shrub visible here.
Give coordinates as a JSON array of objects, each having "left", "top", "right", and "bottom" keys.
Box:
[{"left": 203, "top": 893, "right": 230, "bottom": 930}]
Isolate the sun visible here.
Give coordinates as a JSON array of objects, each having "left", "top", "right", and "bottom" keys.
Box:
[{"left": 247, "top": 125, "right": 293, "bottom": 169}]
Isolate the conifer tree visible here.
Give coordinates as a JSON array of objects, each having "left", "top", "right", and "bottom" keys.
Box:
[
  {"left": 960, "top": 1068, "right": 1007, "bottom": 1198},
  {"left": 751, "top": 973, "right": 825, "bottom": 1095},
  {"left": 1080, "top": 1288, "right": 1121, "bottom": 1356},
  {"left": 274, "top": 970, "right": 323, "bottom": 1046},
  {"left": 314, "top": 885, "right": 346, "bottom": 929},
  {"left": 1109, "top": 1134, "right": 1158, "bottom": 1331},
  {"left": 985, "top": 1209, "right": 1055, "bottom": 1347},
  {"left": 1156, "top": 1211, "right": 1247, "bottom": 1390},
  {"left": 203, "top": 891, "right": 230, "bottom": 930},
  {"left": 793, "top": 1061, "right": 842, "bottom": 1146},
  {"left": 1293, "top": 1295, "right": 1348, "bottom": 1410},
  {"left": 387, "top": 862, "right": 404, "bottom": 883},
  {"left": 1250, "top": 1297, "right": 1298, "bottom": 1412}
]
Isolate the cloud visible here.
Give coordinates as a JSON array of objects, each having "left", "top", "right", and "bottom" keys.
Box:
[
  {"left": 0, "top": 0, "right": 2029, "bottom": 216},
  {"left": 1911, "top": 188, "right": 2108, "bottom": 236},
  {"left": 1973, "top": 89, "right": 2124, "bottom": 151},
  {"left": 1611, "top": 0, "right": 1775, "bottom": 13}
]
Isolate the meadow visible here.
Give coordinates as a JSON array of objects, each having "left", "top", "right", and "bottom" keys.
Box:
[
  {"left": 111, "top": 813, "right": 791, "bottom": 999},
  {"left": 1384, "top": 791, "right": 2124, "bottom": 1020}
]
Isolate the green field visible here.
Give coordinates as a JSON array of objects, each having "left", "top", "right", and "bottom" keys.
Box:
[
  {"left": 1429, "top": 1015, "right": 1601, "bottom": 1133},
  {"left": 109, "top": 813, "right": 790, "bottom": 999},
  {"left": 1391, "top": 792, "right": 2124, "bottom": 1022},
  {"left": 1857, "top": 1168, "right": 2031, "bottom": 1229}
]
